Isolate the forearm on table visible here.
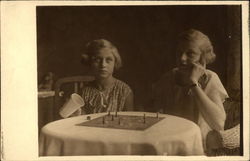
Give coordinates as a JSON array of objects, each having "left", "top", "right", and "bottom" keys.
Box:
[{"left": 190, "top": 86, "right": 226, "bottom": 131}]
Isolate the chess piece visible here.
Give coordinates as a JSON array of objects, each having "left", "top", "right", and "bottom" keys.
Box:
[
  {"left": 156, "top": 112, "right": 159, "bottom": 118},
  {"left": 87, "top": 116, "right": 91, "bottom": 120},
  {"left": 118, "top": 118, "right": 121, "bottom": 125},
  {"left": 102, "top": 116, "right": 105, "bottom": 124}
]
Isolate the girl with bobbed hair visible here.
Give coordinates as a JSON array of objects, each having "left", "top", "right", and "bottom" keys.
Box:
[
  {"left": 153, "top": 29, "right": 228, "bottom": 150},
  {"left": 176, "top": 29, "right": 216, "bottom": 65},
  {"left": 82, "top": 39, "right": 122, "bottom": 71},
  {"left": 75, "top": 39, "right": 134, "bottom": 115}
]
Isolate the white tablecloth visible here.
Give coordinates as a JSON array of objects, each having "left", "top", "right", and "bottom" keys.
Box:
[{"left": 39, "top": 112, "right": 204, "bottom": 156}]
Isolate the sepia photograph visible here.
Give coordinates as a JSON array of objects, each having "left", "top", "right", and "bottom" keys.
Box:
[
  {"left": 1, "top": 1, "right": 249, "bottom": 161},
  {"left": 37, "top": 4, "right": 243, "bottom": 156}
]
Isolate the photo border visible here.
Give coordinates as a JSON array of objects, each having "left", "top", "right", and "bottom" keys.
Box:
[{"left": 1, "top": 1, "right": 249, "bottom": 161}]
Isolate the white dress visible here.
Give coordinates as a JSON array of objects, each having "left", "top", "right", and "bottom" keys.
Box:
[{"left": 152, "top": 69, "right": 229, "bottom": 149}]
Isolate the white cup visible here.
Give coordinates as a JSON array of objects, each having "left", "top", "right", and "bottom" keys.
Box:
[{"left": 59, "top": 93, "right": 85, "bottom": 118}]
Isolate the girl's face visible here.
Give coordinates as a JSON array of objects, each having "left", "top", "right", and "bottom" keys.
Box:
[
  {"left": 176, "top": 40, "right": 204, "bottom": 67},
  {"left": 91, "top": 48, "right": 115, "bottom": 79}
]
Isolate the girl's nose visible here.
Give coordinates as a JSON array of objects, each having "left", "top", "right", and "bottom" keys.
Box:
[
  {"left": 101, "top": 59, "right": 107, "bottom": 67},
  {"left": 180, "top": 53, "right": 188, "bottom": 64}
]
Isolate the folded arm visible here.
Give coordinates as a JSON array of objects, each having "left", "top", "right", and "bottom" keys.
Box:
[{"left": 190, "top": 85, "right": 226, "bottom": 131}]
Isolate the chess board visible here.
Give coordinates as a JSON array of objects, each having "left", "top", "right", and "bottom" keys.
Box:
[{"left": 77, "top": 114, "right": 164, "bottom": 131}]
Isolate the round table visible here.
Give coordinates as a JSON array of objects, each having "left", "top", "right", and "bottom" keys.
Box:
[{"left": 39, "top": 112, "right": 204, "bottom": 156}]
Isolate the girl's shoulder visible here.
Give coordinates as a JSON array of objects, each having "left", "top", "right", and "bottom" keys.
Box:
[
  {"left": 204, "top": 69, "right": 222, "bottom": 83},
  {"left": 205, "top": 69, "right": 219, "bottom": 77},
  {"left": 204, "top": 69, "right": 229, "bottom": 101},
  {"left": 113, "top": 78, "right": 132, "bottom": 92},
  {"left": 82, "top": 79, "right": 131, "bottom": 92}
]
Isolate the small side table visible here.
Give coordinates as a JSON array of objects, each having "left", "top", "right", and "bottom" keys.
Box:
[{"left": 38, "top": 91, "right": 55, "bottom": 133}]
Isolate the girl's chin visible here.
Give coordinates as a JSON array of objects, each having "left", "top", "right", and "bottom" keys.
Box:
[
  {"left": 177, "top": 64, "right": 192, "bottom": 68},
  {"left": 95, "top": 74, "right": 112, "bottom": 79}
]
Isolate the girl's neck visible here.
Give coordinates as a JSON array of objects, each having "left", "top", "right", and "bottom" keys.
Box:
[{"left": 95, "top": 76, "right": 115, "bottom": 91}]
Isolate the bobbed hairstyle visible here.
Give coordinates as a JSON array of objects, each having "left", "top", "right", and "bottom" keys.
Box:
[
  {"left": 177, "top": 29, "right": 216, "bottom": 65},
  {"left": 81, "top": 39, "right": 122, "bottom": 71}
]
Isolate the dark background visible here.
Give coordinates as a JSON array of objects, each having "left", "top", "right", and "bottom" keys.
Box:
[{"left": 37, "top": 5, "right": 241, "bottom": 111}]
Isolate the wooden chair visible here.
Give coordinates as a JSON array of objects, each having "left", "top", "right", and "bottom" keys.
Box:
[{"left": 53, "top": 75, "right": 95, "bottom": 120}]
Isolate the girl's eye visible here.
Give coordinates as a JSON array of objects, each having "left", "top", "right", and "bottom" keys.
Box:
[
  {"left": 106, "top": 57, "right": 113, "bottom": 63},
  {"left": 93, "top": 58, "right": 101, "bottom": 63},
  {"left": 187, "top": 52, "right": 196, "bottom": 57}
]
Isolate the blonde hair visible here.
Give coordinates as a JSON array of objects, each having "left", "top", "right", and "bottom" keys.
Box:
[
  {"left": 81, "top": 39, "right": 122, "bottom": 70},
  {"left": 177, "top": 29, "right": 216, "bottom": 64}
]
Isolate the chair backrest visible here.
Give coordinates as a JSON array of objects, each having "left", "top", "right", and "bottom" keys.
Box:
[{"left": 54, "top": 75, "right": 95, "bottom": 120}]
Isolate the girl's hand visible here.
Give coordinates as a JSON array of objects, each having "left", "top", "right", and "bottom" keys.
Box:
[
  {"left": 189, "top": 62, "right": 206, "bottom": 84},
  {"left": 175, "top": 66, "right": 192, "bottom": 86},
  {"left": 175, "top": 62, "right": 205, "bottom": 86}
]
